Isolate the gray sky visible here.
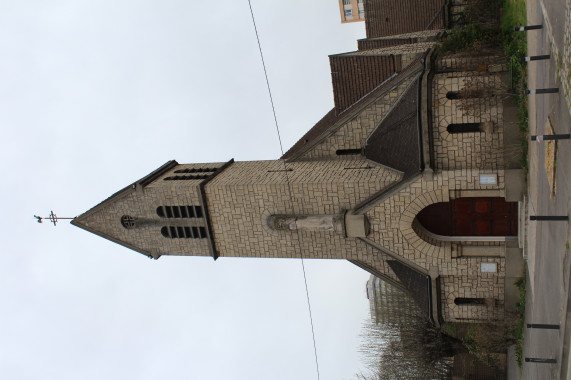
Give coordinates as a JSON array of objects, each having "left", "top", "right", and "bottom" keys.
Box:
[{"left": 0, "top": 1, "right": 371, "bottom": 379}]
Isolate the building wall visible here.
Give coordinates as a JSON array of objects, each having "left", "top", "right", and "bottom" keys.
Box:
[
  {"left": 206, "top": 159, "right": 401, "bottom": 259},
  {"left": 339, "top": 0, "right": 365, "bottom": 23},
  {"left": 431, "top": 55, "right": 509, "bottom": 171},
  {"left": 363, "top": 170, "right": 507, "bottom": 322},
  {"left": 296, "top": 74, "right": 417, "bottom": 161}
]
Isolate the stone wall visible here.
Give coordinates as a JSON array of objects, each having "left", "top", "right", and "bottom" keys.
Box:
[
  {"left": 206, "top": 160, "right": 402, "bottom": 260},
  {"left": 432, "top": 70, "right": 506, "bottom": 170},
  {"left": 363, "top": 169, "right": 507, "bottom": 322},
  {"left": 297, "top": 74, "right": 418, "bottom": 161}
]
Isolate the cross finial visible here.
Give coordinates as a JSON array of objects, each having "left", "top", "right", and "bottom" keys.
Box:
[{"left": 34, "top": 211, "right": 75, "bottom": 226}]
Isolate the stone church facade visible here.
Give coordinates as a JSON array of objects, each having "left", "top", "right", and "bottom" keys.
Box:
[{"left": 73, "top": 0, "right": 525, "bottom": 325}]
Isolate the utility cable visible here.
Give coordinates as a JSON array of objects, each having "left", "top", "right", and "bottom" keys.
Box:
[{"left": 246, "top": 1, "right": 320, "bottom": 379}]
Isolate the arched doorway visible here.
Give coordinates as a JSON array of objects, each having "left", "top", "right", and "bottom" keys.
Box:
[{"left": 416, "top": 197, "right": 518, "bottom": 236}]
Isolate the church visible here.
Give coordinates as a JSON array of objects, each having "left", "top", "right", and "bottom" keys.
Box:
[{"left": 72, "top": 0, "right": 526, "bottom": 326}]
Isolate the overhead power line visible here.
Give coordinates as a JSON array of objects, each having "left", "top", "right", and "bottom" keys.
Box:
[{"left": 245, "top": 1, "right": 321, "bottom": 379}]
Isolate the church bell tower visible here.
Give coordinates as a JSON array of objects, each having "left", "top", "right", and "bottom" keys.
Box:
[{"left": 72, "top": 158, "right": 402, "bottom": 261}]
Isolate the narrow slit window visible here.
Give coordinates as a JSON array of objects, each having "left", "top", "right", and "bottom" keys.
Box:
[
  {"left": 447, "top": 90, "right": 484, "bottom": 99},
  {"left": 164, "top": 175, "right": 209, "bottom": 180},
  {"left": 446, "top": 91, "right": 461, "bottom": 99},
  {"left": 454, "top": 297, "right": 486, "bottom": 305},
  {"left": 194, "top": 206, "right": 203, "bottom": 218},
  {"left": 336, "top": 148, "right": 362, "bottom": 156},
  {"left": 447, "top": 123, "right": 481, "bottom": 134}
]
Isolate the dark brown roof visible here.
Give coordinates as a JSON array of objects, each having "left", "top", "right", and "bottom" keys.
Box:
[
  {"left": 365, "top": 78, "right": 423, "bottom": 174},
  {"left": 358, "top": 37, "right": 419, "bottom": 50},
  {"left": 282, "top": 56, "right": 426, "bottom": 161},
  {"left": 387, "top": 260, "right": 432, "bottom": 322},
  {"left": 364, "top": 0, "right": 447, "bottom": 38},
  {"left": 330, "top": 54, "right": 396, "bottom": 114}
]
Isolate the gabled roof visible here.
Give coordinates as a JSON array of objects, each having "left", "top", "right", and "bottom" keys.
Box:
[
  {"left": 72, "top": 160, "right": 178, "bottom": 223},
  {"left": 364, "top": 0, "right": 447, "bottom": 39},
  {"left": 364, "top": 77, "right": 423, "bottom": 175},
  {"left": 282, "top": 55, "right": 425, "bottom": 162},
  {"left": 330, "top": 54, "right": 397, "bottom": 114},
  {"left": 70, "top": 160, "right": 178, "bottom": 259},
  {"left": 357, "top": 30, "right": 442, "bottom": 51},
  {"left": 387, "top": 260, "right": 433, "bottom": 322}
]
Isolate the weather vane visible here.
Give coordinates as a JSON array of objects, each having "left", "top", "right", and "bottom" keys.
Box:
[{"left": 34, "top": 211, "right": 75, "bottom": 226}]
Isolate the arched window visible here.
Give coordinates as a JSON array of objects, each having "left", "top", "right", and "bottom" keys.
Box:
[
  {"left": 157, "top": 206, "right": 203, "bottom": 218},
  {"left": 446, "top": 91, "right": 461, "bottom": 100},
  {"left": 161, "top": 226, "right": 207, "bottom": 239},
  {"left": 446, "top": 90, "right": 484, "bottom": 100},
  {"left": 454, "top": 298, "right": 486, "bottom": 305},
  {"left": 336, "top": 148, "right": 362, "bottom": 156},
  {"left": 447, "top": 123, "right": 481, "bottom": 134}
]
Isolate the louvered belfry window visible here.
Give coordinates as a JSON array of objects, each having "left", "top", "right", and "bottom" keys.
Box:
[
  {"left": 163, "top": 167, "right": 217, "bottom": 181},
  {"left": 156, "top": 206, "right": 203, "bottom": 218},
  {"left": 161, "top": 226, "right": 207, "bottom": 239}
]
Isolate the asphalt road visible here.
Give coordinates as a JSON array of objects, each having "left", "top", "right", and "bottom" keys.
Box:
[{"left": 523, "top": 0, "right": 571, "bottom": 379}]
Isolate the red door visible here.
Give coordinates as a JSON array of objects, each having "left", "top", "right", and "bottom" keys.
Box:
[{"left": 417, "top": 197, "right": 518, "bottom": 236}]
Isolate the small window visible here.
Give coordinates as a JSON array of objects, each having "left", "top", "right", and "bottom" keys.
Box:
[
  {"left": 120, "top": 215, "right": 135, "bottom": 229},
  {"left": 343, "top": 0, "right": 351, "bottom": 4},
  {"left": 447, "top": 123, "right": 481, "bottom": 134},
  {"left": 164, "top": 175, "right": 209, "bottom": 181},
  {"left": 454, "top": 298, "right": 486, "bottom": 305},
  {"left": 344, "top": 9, "right": 352, "bottom": 17},
  {"left": 336, "top": 148, "right": 362, "bottom": 155},
  {"left": 446, "top": 91, "right": 483, "bottom": 99}
]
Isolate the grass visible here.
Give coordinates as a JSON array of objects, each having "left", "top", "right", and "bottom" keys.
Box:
[
  {"left": 501, "top": 0, "right": 529, "bottom": 173},
  {"left": 438, "top": 23, "right": 500, "bottom": 54},
  {"left": 514, "top": 276, "right": 527, "bottom": 368}
]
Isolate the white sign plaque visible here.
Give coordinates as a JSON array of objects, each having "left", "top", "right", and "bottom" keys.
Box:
[
  {"left": 480, "top": 263, "right": 497, "bottom": 273},
  {"left": 479, "top": 174, "right": 498, "bottom": 185}
]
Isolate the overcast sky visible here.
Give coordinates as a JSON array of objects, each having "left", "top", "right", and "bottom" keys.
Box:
[{"left": 0, "top": 1, "right": 371, "bottom": 379}]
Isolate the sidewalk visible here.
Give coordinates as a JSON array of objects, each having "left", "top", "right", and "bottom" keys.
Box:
[{"left": 511, "top": 0, "right": 571, "bottom": 379}]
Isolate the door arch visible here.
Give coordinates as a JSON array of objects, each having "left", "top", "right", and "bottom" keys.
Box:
[{"left": 416, "top": 197, "right": 518, "bottom": 237}]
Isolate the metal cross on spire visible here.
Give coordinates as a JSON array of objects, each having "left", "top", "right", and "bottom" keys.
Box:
[{"left": 34, "top": 211, "right": 75, "bottom": 226}]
